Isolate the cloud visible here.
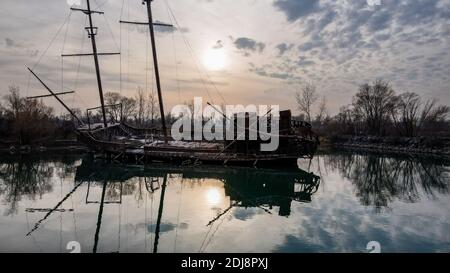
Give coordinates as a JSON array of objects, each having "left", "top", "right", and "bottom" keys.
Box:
[
  {"left": 233, "top": 37, "right": 265, "bottom": 57},
  {"left": 249, "top": 62, "right": 299, "bottom": 81},
  {"left": 273, "top": 0, "right": 320, "bottom": 22},
  {"left": 213, "top": 40, "right": 224, "bottom": 49},
  {"left": 1, "top": 0, "right": 449, "bottom": 115},
  {"left": 4, "top": 38, "right": 22, "bottom": 48},
  {"left": 276, "top": 43, "right": 294, "bottom": 56}
]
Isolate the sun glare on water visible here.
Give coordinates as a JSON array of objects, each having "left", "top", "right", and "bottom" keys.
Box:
[
  {"left": 203, "top": 49, "right": 226, "bottom": 71},
  {"left": 206, "top": 188, "right": 222, "bottom": 206}
]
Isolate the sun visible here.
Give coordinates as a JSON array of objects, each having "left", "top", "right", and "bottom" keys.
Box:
[
  {"left": 203, "top": 49, "right": 226, "bottom": 71},
  {"left": 205, "top": 188, "right": 222, "bottom": 205}
]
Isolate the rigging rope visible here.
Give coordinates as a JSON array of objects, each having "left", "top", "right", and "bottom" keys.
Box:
[
  {"left": 61, "top": 11, "right": 72, "bottom": 117},
  {"left": 145, "top": 21, "right": 149, "bottom": 97},
  {"left": 118, "top": 182, "right": 122, "bottom": 252},
  {"left": 101, "top": 11, "right": 120, "bottom": 53},
  {"left": 127, "top": 0, "right": 131, "bottom": 96},
  {"left": 150, "top": 181, "right": 154, "bottom": 252},
  {"left": 201, "top": 208, "right": 228, "bottom": 253},
  {"left": 119, "top": 0, "right": 125, "bottom": 94},
  {"left": 93, "top": 0, "right": 108, "bottom": 10},
  {"left": 72, "top": 16, "right": 88, "bottom": 119},
  {"left": 167, "top": 8, "right": 181, "bottom": 104},
  {"left": 173, "top": 176, "right": 184, "bottom": 252},
  {"left": 144, "top": 183, "right": 148, "bottom": 252},
  {"left": 70, "top": 194, "right": 79, "bottom": 243},
  {"left": 164, "top": 0, "right": 228, "bottom": 105},
  {"left": 27, "top": 10, "right": 73, "bottom": 97}
]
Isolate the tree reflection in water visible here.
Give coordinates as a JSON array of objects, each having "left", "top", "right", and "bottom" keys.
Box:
[
  {"left": 0, "top": 155, "right": 79, "bottom": 215},
  {"left": 322, "top": 151, "right": 449, "bottom": 211},
  {"left": 0, "top": 152, "right": 448, "bottom": 252}
]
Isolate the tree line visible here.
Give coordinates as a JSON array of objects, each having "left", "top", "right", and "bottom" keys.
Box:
[
  {"left": 295, "top": 80, "right": 450, "bottom": 138},
  {"left": 1, "top": 80, "right": 449, "bottom": 144},
  {"left": 0, "top": 85, "right": 161, "bottom": 144}
]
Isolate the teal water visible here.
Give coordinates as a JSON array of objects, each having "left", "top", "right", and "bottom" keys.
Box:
[{"left": 0, "top": 151, "right": 449, "bottom": 253}]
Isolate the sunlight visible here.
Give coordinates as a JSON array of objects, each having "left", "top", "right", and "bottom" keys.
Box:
[
  {"left": 205, "top": 188, "right": 222, "bottom": 205},
  {"left": 203, "top": 49, "right": 226, "bottom": 71}
]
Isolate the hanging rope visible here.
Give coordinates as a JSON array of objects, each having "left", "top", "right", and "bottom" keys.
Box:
[
  {"left": 164, "top": 0, "right": 228, "bottom": 106},
  {"left": 150, "top": 182, "right": 154, "bottom": 252},
  {"left": 69, "top": 16, "right": 88, "bottom": 121},
  {"left": 173, "top": 176, "right": 184, "bottom": 252},
  {"left": 201, "top": 209, "right": 228, "bottom": 253},
  {"left": 70, "top": 194, "right": 79, "bottom": 243},
  {"left": 167, "top": 7, "right": 181, "bottom": 104},
  {"left": 101, "top": 10, "right": 120, "bottom": 53},
  {"left": 27, "top": 10, "right": 73, "bottom": 97},
  {"left": 119, "top": 0, "right": 125, "bottom": 94},
  {"left": 61, "top": 11, "right": 72, "bottom": 117},
  {"left": 93, "top": 0, "right": 108, "bottom": 10},
  {"left": 145, "top": 21, "right": 149, "bottom": 96},
  {"left": 127, "top": 0, "right": 131, "bottom": 96},
  {"left": 144, "top": 185, "right": 148, "bottom": 252}
]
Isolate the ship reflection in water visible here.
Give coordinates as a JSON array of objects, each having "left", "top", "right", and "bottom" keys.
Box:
[{"left": 0, "top": 152, "right": 449, "bottom": 253}]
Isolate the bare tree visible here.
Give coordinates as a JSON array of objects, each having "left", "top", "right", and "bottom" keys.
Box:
[
  {"left": 4, "top": 85, "right": 23, "bottom": 119},
  {"left": 353, "top": 80, "right": 397, "bottom": 136},
  {"left": 418, "top": 98, "right": 450, "bottom": 133},
  {"left": 104, "top": 92, "right": 122, "bottom": 122},
  {"left": 392, "top": 92, "right": 421, "bottom": 137},
  {"left": 121, "top": 97, "right": 137, "bottom": 122},
  {"left": 3, "top": 85, "right": 55, "bottom": 144},
  {"left": 104, "top": 92, "right": 137, "bottom": 123},
  {"left": 135, "top": 87, "right": 146, "bottom": 126},
  {"left": 315, "top": 96, "right": 329, "bottom": 124},
  {"left": 296, "top": 83, "right": 318, "bottom": 123},
  {"left": 147, "top": 91, "right": 159, "bottom": 127}
]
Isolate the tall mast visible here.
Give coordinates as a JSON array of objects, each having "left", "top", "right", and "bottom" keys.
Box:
[
  {"left": 144, "top": 0, "right": 168, "bottom": 142},
  {"left": 68, "top": 2, "right": 119, "bottom": 129},
  {"left": 86, "top": 0, "right": 108, "bottom": 128}
]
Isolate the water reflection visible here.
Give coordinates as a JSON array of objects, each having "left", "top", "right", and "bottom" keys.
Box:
[
  {"left": 318, "top": 152, "right": 449, "bottom": 211},
  {"left": 0, "top": 151, "right": 449, "bottom": 253},
  {"left": 0, "top": 155, "right": 79, "bottom": 216},
  {"left": 72, "top": 159, "right": 321, "bottom": 252}
]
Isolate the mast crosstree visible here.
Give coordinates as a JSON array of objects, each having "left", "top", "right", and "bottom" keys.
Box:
[
  {"left": 120, "top": 0, "right": 174, "bottom": 143},
  {"left": 69, "top": 0, "right": 120, "bottom": 128}
]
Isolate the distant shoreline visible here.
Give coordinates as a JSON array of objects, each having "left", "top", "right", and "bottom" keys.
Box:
[
  {"left": 0, "top": 139, "right": 89, "bottom": 155},
  {"left": 1, "top": 136, "right": 449, "bottom": 160},
  {"left": 328, "top": 135, "right": 450, "bottom": 160}
]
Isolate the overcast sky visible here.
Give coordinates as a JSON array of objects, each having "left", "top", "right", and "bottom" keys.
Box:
[{"left": 1, "top": 0, "right": 449, "bottom": 115}]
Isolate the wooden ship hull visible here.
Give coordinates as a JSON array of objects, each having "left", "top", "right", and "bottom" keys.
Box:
[{"left": 75, "top": 115, "right": 319, "bottom": 167}]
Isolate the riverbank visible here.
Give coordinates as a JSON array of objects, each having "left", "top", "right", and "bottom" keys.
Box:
[
  {"left": 328, "top": 135, "right": 450, "bottom": 159},
  {"left": 0, "top": 139, "right": 88, "bottom": 154}
]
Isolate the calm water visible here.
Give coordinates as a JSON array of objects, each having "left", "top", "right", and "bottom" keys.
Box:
[{"left": 0, "top": 151, "right": 449, "bottom": 253}]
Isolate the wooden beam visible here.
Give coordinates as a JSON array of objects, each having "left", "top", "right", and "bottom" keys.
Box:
[
  {"left": 27, "top": 91, "right": 75, "bottom": 100},
  {"left": 62, "top": 52, "right": 120, "bottom": 57},
  {"left": 120, "top": 20, "right": 149, "bottom": 25},
  {"left": 87, "top": 103, "right": 122, "bottom": 112},
  {"left": 120, "top": 20, "right": 173, "bottom": 27},
  {"left": 154, "top": 22, "right": 174, "bottom": 27},
  {"left": 70, "top": 7, "right": 104, "bottom": 15},
  {"left": 27, "top": 67, "right": 84, "bottom": 126}
]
